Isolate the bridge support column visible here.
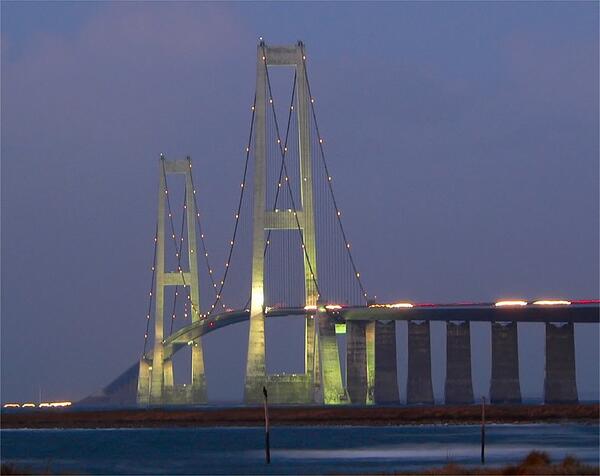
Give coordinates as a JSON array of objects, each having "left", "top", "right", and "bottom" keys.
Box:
[
  {"left": 407, "top": 321, "right": 434, "bottom": 404},
  {"left": 136, "top": 358, "right": 152, "bottom": 405},
  {"left": 141, "top": 157, "right": 207, "bottom": 406},
  {"left": 490, "top": 322, "right": 521, "bottom": 403},
  {"left": 445, "top": 321, "right": 474, "bottom": 404},
  {"left": 366, "top": 322, "right": 375, "bottom": 404},
  {"left": 374, "top": 321, "right": 400, "bottom": 404},
  {"left": 317, "top": 309, "right": 347, "bottom": 404},
  {"left": 545, "top": 322, "right": 578, "bottom": 403},
  {"left": 346, "top": 321, "right": 367, "bottom": 404},
  {"left": 245, "top": 42, "right": 323, "bottom": 404}
]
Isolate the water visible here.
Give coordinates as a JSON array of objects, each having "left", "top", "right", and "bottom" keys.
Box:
[{"left": 1, "top": 424, "right": 598, "bottom": 474}]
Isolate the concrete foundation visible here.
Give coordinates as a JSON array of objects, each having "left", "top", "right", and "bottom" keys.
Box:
[
  {"left": 490, "top": 322, "right": 521, "bottom": 403},
  {"left": 445, "top": 321, "right": 474, "bottom": 404},
  {"left": 407, "top": 321, "right": 434, "bottom": 404},
  {"left": 317, "top": 312, "right": 348, "bottom": 404},
  {"left": 374, "top": 321, "right": 400, "bottom": 403},
  {"left": 545, "top": 322, "right": 578, "bottom": 403},
  {"left": 366, "top": 322, "right": 375, "bottom": 404},
  {"left": 346, "top": 321, "right": 368, "bottom": 404}
]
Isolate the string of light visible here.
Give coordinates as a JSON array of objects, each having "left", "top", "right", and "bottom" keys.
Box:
[
  {"left": 299, "top": 44, "right": 369, "bottom": 304},
  {"left": 186, "top": 157, "right": 220, "bottom": 300},
  {"left": 142, "top": 224, "right": 158, "bottom": 358},
  {"left": 205, "top": 94, "right": 257, "bottom": 315},
  {"left": 161, "top": 156, "right": 203, "bottom": 324},
  {"left": 261, "top": 43, "right": 322, "bottom": 300},
  {"left": 169, "top": 189, "right": 189, "bottom": 335}
]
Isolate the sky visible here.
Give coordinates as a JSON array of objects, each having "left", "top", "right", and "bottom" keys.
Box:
[{"left": 1, "top": 1, "right": 598, "bottom": 403}]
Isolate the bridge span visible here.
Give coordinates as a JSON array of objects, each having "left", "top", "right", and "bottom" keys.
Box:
[{"left": 116, "top": 40, "right": 599, "bottom": 408}]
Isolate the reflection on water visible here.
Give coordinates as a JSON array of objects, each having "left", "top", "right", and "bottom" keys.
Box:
[{"left": 1, "top": 424, "right": 598, "bottom": 475}]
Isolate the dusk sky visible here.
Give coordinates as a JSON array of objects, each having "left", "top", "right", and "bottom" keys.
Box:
[{"left": 1, "top": 2, "right": 598, "bottom": 403}]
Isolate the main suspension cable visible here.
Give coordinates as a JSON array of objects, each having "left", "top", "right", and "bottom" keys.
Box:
[
  {"left": 206, "top": 93, "right": 257, "bottom": 315},
  {"left": 142, "top": 224, "right": 158, "bottom": 358},
  {"left": 169, "top": 190, "right": 188, "bottom": 335},
  {"left": 261, "top": 44, "right": 322, "bottom": 300},
  {"left": 299, "top": 44, "right": 369, "bottom": 304}
]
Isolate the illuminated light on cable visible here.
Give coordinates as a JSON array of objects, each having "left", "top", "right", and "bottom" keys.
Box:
[
  {"left": 38, "top": 403, "right": 51, "bottom": 408},
  {"left": 325, "top": 304, "right": 342, "bottom": 310},
  {"left": 251, "top": 106, "right": 255, "bottom": 111},
  {"left": 346, "top": 243, "right": 350, "bottom": 249},
  {"left": 269, "top": 98, "right": 273, "bottom": 104},
  {"left": 284, "top": 147, "right": 288, "bottom": 152},
  {"left": 390, "top": 302, "right": 414, "bottom": 308},
  {"left": 265, "top": 306, "right": 272, "bottom": 314},
  {"left": 262, "top": 56, "right": 266, "bottom": 61},
  {"left": 51, "top": 402, "right": 71, "bottom": 408},
  {"left": 201, "top": 234, "right": 204, "bottom": 238},
  {"left": 495, "top": 300, "right": 527, "bottom": 307},
  {"left": 304, "top": 305, "right": 317, "bottom": 311},
  {"left": 356, "top": 272, "right": 360, "bottom": 278},
  {"left": 22, "top": 403, "right": 35, "bottom": 408},
  {"left": 230, "top": 241, "right": 234, "bottom": 245},
  {"left": 3, "top": 403, "right": 20, "bottom": 408},
  {"left": 149, "top": 292, "right": 152, "bottom": 296},
  {"left": 165, "top": 190, "right": 168, "bottom": 194},
  {"left": 319, "top": 138, "right": 323, "bottom": 144},
  {"left": 302, "top": 55, "right": 306, "bottom": 60},
  {"left": 246, "top": 147, "right": 250, "bottom": 152},
  {"left": 241, "top": 183, "right": 244, "bottom": 188},
  {"left": 311, "top": 98, "right": 315, "bottom": 103},
  {"left": 277, "top": 139, "right": 281, "bottom": 144},
  {"left": 533, "top": 300, "right": 571, "bottom": 306}
]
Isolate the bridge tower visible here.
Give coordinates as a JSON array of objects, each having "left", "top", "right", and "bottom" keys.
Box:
[
  {"left": 245, "top": 41, "right": 346, "bottom": 404},
  {"left": 137, "top": 157, "right": 207, "bottom": 405}
]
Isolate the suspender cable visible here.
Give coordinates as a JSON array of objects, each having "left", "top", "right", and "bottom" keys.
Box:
[
  {"left": 261, "top": 44, "right": 322, "bottom": 301},
  {"left": 299, "top": 44, "right": 369, "bottom": 304}
]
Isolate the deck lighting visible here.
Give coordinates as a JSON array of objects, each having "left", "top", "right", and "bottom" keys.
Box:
[{"left": 495, "top": 300, "right": 527, "bottom": 307}]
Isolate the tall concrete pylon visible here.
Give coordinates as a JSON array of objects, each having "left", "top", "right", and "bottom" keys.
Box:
[
  {"left": 137, "top": 157, "right": 206, "bottom": 405},
  {"left": 244, "top": 41, "right": 345, "bottom": 404}
]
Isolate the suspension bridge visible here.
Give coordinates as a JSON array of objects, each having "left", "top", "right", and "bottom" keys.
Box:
[{"left": 86, "top": 41, "right": 599, "bottom": 407}]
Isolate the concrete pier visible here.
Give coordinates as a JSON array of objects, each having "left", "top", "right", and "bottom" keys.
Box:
[
  {"left": 346, "top": 321, "right": 368, "bottom": 404},
  {"left": 374, "top": 321, "right": 400, "bottom": 403},
  {"left": 136, "top": 358, "right": 151, "bottom": 405},
  {"left": 406, "top": 321, "right": 434, "bottom": 404},
  {"left": 366, "top": 322, "right": 375, "bottom": 404},
  {"left": 445, "top": 321, "right": 474, "bottom": 404},
  {"left": 545, "top": 322, "right": 578, "bottom": 403},
  {"left": 317, "top": 311, "right": 347, "bottom": 404},
  {"left": 490, "top": 322, "right": 521, "bottom": 403}
]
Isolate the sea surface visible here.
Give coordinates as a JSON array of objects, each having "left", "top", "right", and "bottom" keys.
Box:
[{"left": 1, "top": 423, "right": 598, "bottom": 474}]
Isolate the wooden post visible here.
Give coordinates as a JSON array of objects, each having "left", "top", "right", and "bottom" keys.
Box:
[
  {"left": 263, "top": 386, "right": 270, "bottom": 464},
  {"left": 480, "top": 396, "right": 486, "bottom": 465}
]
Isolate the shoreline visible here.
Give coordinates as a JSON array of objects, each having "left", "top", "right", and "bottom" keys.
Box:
[{"left": 1, "top": 403, "right": 597, "bottom": 429}]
